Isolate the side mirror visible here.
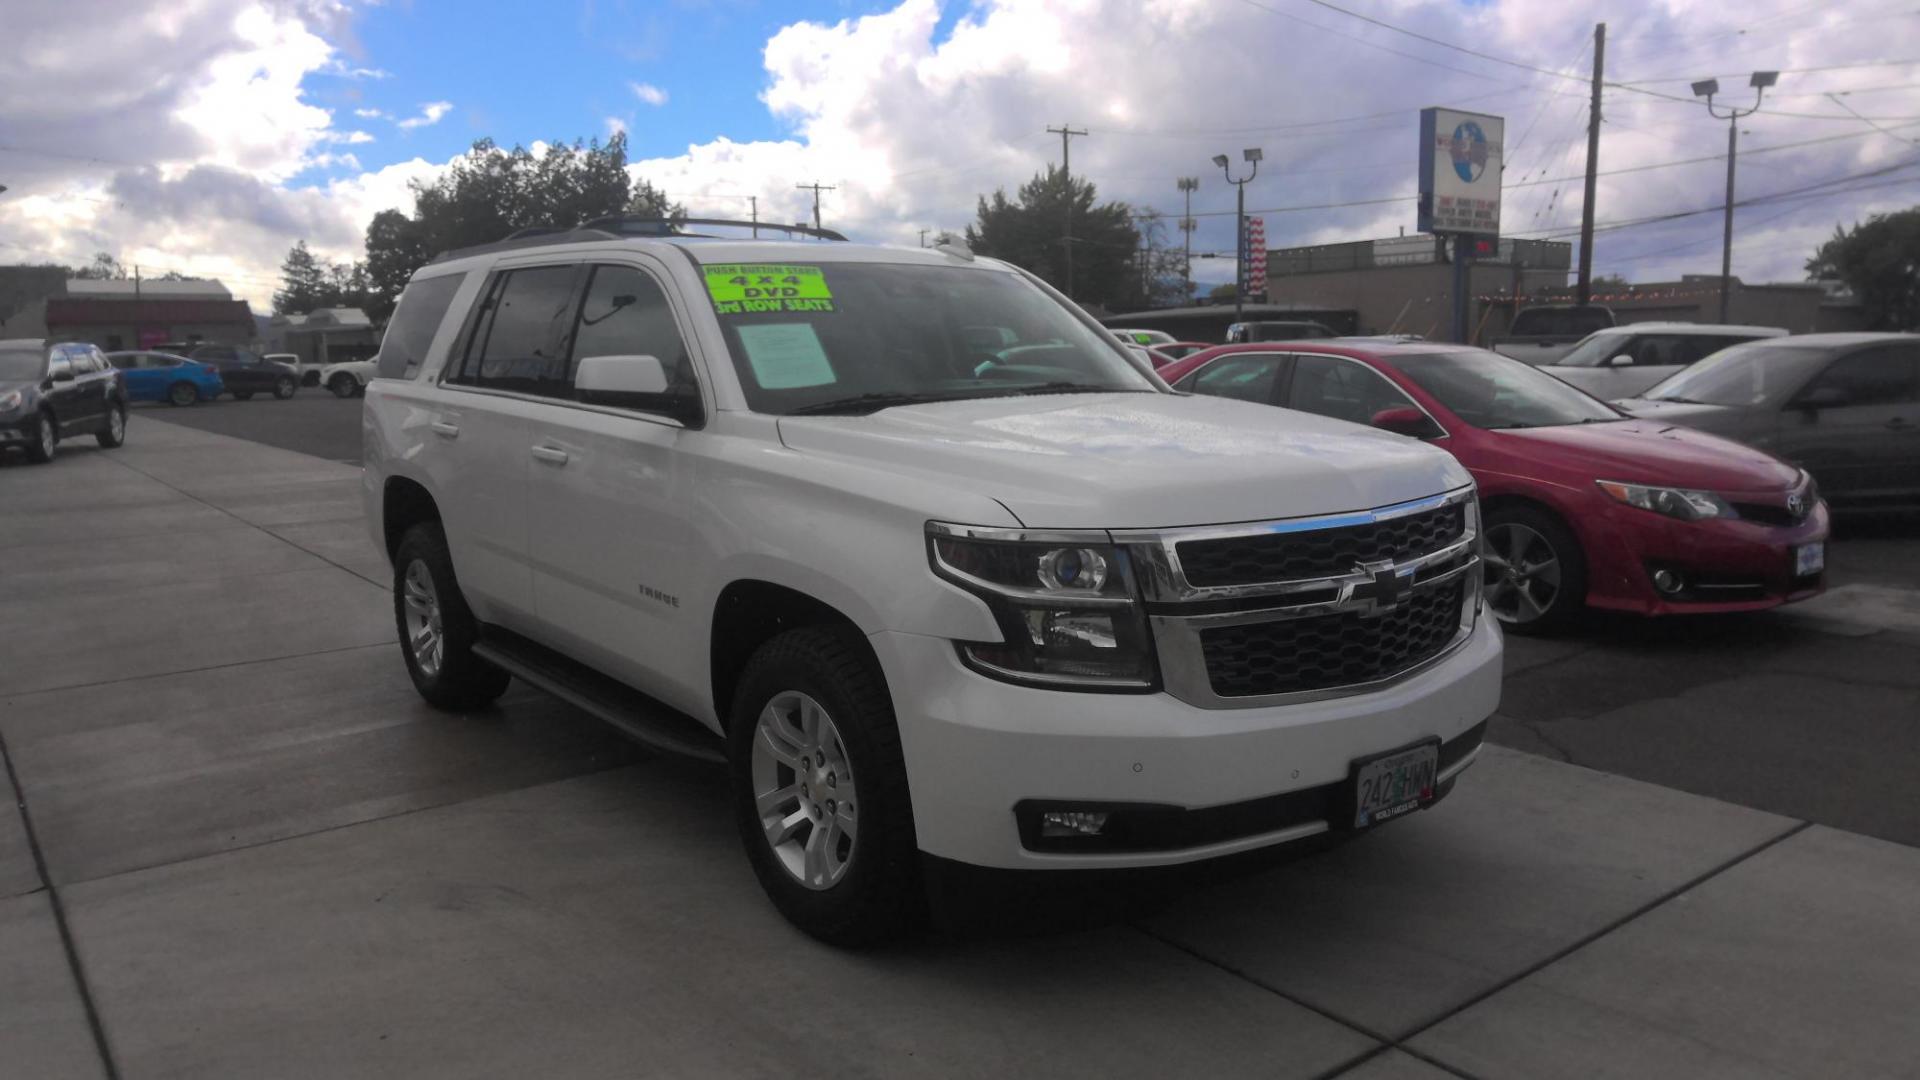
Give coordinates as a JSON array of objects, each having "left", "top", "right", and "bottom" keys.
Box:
[
  {"left": 575, "top": 354, "right": 699, "bottom": 424},
  {"left": 1606, "top": 354, "right": 1634, "bottom": 367},
  {"left": 1371, "top": 406, "right": 1439, "bottom": 438},
  {"left": 1798, "top": 385, "right": 1849, "bottom": 411}
]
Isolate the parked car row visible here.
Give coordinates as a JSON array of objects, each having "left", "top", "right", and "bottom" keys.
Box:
[
  {"left": 1156, "top": 336, "right": 1893, "bottom": 631},
  {"left": 103, "top": 346, "right": 303, "bottom": 405},
  {"left": 0, "top": 339, "right": 128, "bottom": 463}
]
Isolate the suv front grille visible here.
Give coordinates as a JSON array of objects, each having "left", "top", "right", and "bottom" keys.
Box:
[
  {"left": 1176, "top": 503, "right": 1465, "bottom": 588},
  {"left": 1198, "top": 578, "right": 1466, "bottom": 698}
]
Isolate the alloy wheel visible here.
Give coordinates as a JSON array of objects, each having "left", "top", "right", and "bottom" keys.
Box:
[
  {"left": 750, "top": 690, "right": 859, "bottom": 890},
  {"left": 401, "top": 559, "right": 445, "bottom": 677},
  {"left": 109, "top": 408, "right": 125, "bottom": 441},
  {"left": 1482, "top": 522, "right": 1562, "bottom": 625},
  {"left": 171, "top": 383, "right": 195, "bottom": 405},
  {"left": 39, "top": 417, "right": 55, "bottom": 458}
]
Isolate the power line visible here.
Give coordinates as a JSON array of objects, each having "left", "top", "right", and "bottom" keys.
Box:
[
  {"left": 1228, "top": 0, "right": 1508, "bottom": 83},
  {"left": 1613, "top": 58, "right": 1920, "bottom": 86},
  {"left": 1824, "top": 93, "right": 1920, "bottom": 148}
]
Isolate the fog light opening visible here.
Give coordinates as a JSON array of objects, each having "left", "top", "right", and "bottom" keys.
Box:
[
  {"left": 1653, "top": 569, "right": 1685, "bottom": 596},
  {"left": 1039, "top": 810, "right": 1110, "bottom": 838}
]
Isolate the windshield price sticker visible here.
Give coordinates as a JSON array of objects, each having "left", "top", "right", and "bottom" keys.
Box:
[{"left": 705, "top": 264, "right": 835, "bottom": 314}]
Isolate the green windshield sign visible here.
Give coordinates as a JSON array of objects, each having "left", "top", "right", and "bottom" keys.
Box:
[{"left": 704, "top": 264, "right": 835, "bottom": 314}]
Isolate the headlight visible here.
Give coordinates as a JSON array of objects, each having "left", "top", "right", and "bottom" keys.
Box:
[
  {"left": 0, "top": 390, "right": 22, "bottom": 413},
  {"left": 1596, "top": 480, "right": 1733, "bottom": 521},
  {"left": 928, "top": 524, "right": 1156, "bottom": 690}
]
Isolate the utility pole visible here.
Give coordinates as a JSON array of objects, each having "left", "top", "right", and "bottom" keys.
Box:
[
  {"left": 1177, "top": 177, "right": 1199, "bottom": 301},
  {"left": 1576, "top": 22, "right": 1604, "bottom": 307},
  {"left": 1047, "top": 124, "right": 1087, "bottom": 299},
  {"left": 134, "top": 264, "right": 142, "bottom": 299},
  {"left": 1693, "top": 71, "right": 1778, "bottom": 322},
  {"left": 919, "top": 229, "right": 929, "bottom": 248},
  {"left": 1214, "top": 149, "right": 1262, "bottom": 325},
  {"left": 795, "top": 182, "right": 835, "bottom": 232},
  {"left": 750, "top": 195, "right": 758, "bottom": 238}
]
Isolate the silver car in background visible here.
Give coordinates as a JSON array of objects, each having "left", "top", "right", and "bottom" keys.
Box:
[
  {"left": 1616, "top": 332, "right": 1920, "bottom": 508},
  {"left": 1540, "top": 322, "right": 1786, "bottom": 400}
]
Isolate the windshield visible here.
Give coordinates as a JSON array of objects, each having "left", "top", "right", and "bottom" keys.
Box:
[
  {"left": 1554, "top": 330, "right": 1631, "bottom": 368},
  {"left": 1390, "top": 348, "right": 1620, "bottom": 429},
  {"left": 1640, "top": 341, "right": 1836, "bottom": 406},
  {"left": 707, "top": 261, "right": 1155, "bottom": 414},
  {"left": 0, "top": 344, "right": 48, "bottom": 382}
]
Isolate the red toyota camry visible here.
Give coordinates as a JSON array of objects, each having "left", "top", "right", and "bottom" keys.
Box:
[{"left": 1159, "top": 341, "right": 1829, "bottom": 633}]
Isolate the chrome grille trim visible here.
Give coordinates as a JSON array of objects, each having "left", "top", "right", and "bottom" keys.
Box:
[{"left": 1116, "top": 487, "right": 1482, "bottom": 710}]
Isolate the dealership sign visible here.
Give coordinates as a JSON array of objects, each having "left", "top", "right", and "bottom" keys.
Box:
[
  {"left": 1243, "top": 216, "right": 1267, "bottom": 300},
  {"left": 1418, "top": 107, "right": 1503, "bottom": 237}
]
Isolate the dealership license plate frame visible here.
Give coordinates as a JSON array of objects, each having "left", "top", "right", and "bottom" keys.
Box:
[
  {"left": 1795, "top": 542, "right": 1825, "bottom": 577},
  {"left": 1345, "top": 737, "right": 1441, "bottom": 831}
]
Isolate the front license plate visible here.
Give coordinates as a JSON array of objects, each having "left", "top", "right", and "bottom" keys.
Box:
[
  {"left": 1795, "top": 542, "right": 1825, "bottom": 577},
  {"left": 1350, "top": 742, "right": 1439, "bottom": 829}
]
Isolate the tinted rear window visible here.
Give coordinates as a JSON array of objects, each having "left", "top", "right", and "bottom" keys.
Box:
[{"left": 378, "top": 273, "right": 466, "bottom": 380}]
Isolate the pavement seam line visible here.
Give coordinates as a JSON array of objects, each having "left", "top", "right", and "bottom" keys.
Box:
[
  {"left": 3, "top": 641, "right": 391, "bottom": 699},
  {"left": 98, "top": 445, "right": 388, "bottom": 592},
  {"left": 1390, "top": 817, "right": 1815, "bottom": 1049},
  {"left": 0, "top": 730, "right": 123, "bottom": 1080}
]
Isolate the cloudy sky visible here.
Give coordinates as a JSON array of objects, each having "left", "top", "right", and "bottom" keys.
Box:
[{"left": 3, "top": 0, "right": 1917, "bottom": 312}]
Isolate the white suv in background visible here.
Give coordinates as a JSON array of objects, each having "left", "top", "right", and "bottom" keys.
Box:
[
  {"left": 1539, "top": 322, "right": 1787, "bottom": 400},
  {"left": 360, "top": 220, "right": 1502, "bottom": 944}
]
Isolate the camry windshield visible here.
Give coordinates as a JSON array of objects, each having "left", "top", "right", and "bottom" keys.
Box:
[
  {"left": 1641, "top": 342, "right": 1835, "bottom": 406},
  {"left": 1554, "top": 331, "right": 1632, "bottom": 368},
  {"left": 1391, "top": 349, "right": 1620, "bottom": 429},
  {"left": 704, "top": 261, "right": 1155, "bottom": 414},
  {"left": 0, "top": 345, "right": 47, "bottom": 381}
]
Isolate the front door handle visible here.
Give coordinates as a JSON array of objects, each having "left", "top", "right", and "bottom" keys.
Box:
[
  {"left": 430, "top": 421, "right": 460, "bottom": 439},
  {"left": 530, "top": 445, "right": 570, "bottom": 465}
]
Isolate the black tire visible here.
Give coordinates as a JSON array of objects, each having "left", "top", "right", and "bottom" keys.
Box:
[
  {"left": 273, "top": 376, "right": 296, "bottom": 399},
  {"left": 329, "top": 374, "right": 358, "bottom": 399},
  {"left": 391, "top": 523, "right": 511, "bottom": 711},
  {"left": 728, "top": 625, "right": 922, "bottom": 947},
  {"left": 95, "top": 402, "right": 126, "bottom": 448},
  {"left": 233, "top": 391, "right": 254, "bottom": 401},
  {"left": 24, "top": 410, "right": 56, "bottom": 464},
  {"left": 1482, "top": 503, "right": 1587, "bottom": 635},
  {"left": 167, "top": 381, "right": 198, "bottom": 407}
]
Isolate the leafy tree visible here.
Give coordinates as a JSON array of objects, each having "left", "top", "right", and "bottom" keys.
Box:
[
  {"left": 1806, "top": 208, "right": 1920, "bottom": 329},
  {"left": 1208, "top": 281, "right": 1238, "bottom": 303},
  {"left": 360, "top": 132, "right": 680, "bottom": 319},
  {"left": 1131, "top": 211, "right": 1194, "bottom": 308},
  {"left": 73, "top": 252, "right": 128, "bottom": 280},
  {"left": 965, "top": 166, "right": 1143, "bottom": 308},
  {"left": 273, "top": 241, "right": 332, "bottom": 315}
]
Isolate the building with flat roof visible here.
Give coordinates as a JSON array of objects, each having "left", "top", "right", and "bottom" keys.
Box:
[{"left": 1264, "top": 235, "right": 1573, "bottom": 340}]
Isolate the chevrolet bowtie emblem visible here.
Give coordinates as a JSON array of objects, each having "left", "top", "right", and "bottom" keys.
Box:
[{"left": 1348, "top": 560, "right": 1411, "bottom": 614}]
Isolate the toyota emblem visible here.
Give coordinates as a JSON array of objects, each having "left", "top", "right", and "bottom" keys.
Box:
[{"left": 1786, "top": 493, "right": 1805, "bottom": 518}]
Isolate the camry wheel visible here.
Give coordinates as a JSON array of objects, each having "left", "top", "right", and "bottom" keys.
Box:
[
  {"left": 168, "top": 381, "right": 198, "bottom": 406},
  {"left": 1482, "top": 506, "right": 1586, "bottom": 634},
  {"left": 729, "top": 626, "right": 921, "bottom": 946}
]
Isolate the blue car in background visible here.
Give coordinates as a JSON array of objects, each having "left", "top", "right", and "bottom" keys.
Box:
[{"left": 105, "top": 351, "right": 225, "bottom": 406}]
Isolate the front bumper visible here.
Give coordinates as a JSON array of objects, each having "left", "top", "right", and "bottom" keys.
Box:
[
  {"left": 1580, "top": 497, "right": 1830, "bottom": 615},
  {"left": 870, "top": 618, "right": 1502, "bottom": 870},
  {"left": 0, "top": 413, "right": 35, "bottom": 445}
]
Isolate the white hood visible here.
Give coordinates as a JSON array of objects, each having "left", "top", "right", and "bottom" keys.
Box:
[{"left": 776, "top": 393, "right": 1470, "bottom": 529}]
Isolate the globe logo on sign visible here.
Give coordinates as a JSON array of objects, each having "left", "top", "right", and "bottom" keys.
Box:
[{"left": 1449, "top": 121, "right": 1490, "bottom": 183}]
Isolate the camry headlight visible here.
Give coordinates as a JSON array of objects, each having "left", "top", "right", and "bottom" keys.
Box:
[
  {"left": 928, "top": 524, "right": 1155, "bottom": 689},
  {"left": 1596, "top": 480, "right": 1733, "bottom": 521},
  {"left": 0, "top": 390, "right": 22, "bottom": 413}
]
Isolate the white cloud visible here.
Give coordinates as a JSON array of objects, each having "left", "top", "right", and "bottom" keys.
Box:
[
  {"left": 396, "top": 100, "right": 454, "bottom": 130},
  {"left": 629, "top": 81, "right": 668, "bottom": 106},
  {"left": 353, "top": 107, "right": 388, "bottom": 119},
  {"left": 605, "top": 116, "right": 628, "bottom": 137}
]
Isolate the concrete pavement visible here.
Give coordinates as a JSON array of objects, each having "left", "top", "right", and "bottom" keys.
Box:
[{"left": 4, "top": 416, "right": 1919, "bottom": 1078}]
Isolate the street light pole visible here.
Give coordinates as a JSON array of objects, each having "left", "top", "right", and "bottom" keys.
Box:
[
  {"left": 1177, "top": 177, "right": 1199, "bottom": 301},
  {"left": 1693, "top": 71, "right": 1777, "bottom": 323},
  {"left": 1213, "top": 149, "right": 1262, "bottom": 325}
]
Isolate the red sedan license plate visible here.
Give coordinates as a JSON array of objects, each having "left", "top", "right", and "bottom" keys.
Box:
[
  {"left": 1351, "top": 742, "right": 1439, "bottom": 828},
  {"left": 1795, "top": 543, "right": 1824, "bottom": 577}
]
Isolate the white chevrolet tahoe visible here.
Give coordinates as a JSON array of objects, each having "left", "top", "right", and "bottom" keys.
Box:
[{"left": 361, "top": 219, "right": 1502, "bottom": 945}]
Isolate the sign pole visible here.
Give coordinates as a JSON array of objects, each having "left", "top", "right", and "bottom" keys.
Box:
[{"left": 1451, "top": 238, "right": 1471, "bottom": 344}]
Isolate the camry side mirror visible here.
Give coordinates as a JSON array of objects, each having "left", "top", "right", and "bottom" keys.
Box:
[
  {"left": 1798, "top": 386, "right": 1850, "bottom": 411},
  {"left": 1606, "top": 354, "right": 1634, "bottom": 367},
  {"left": 1371, "top": 406, "right": 1440, "bottom": 439}
]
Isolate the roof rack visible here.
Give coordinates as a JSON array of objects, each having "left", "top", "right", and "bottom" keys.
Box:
[
  {"left": 577, "top": 216, "right": 848, "bottom": 242},
  {"left": 428, "top": 216, "right": 848, "bottom": 265}
]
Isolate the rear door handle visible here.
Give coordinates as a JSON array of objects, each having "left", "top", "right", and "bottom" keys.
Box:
[
  {"left": 430, "top": 421, "right": 460, "bottom": 439},
  {"left": 530, "top": 445, "right": 570, "bottom": 465}
]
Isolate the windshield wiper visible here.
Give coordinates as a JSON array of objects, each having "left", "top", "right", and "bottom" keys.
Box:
[
  {"left": 999, "top": 381, "right": 1136, "bottom": 396},
  {"left": 1647, "top": 395, "right": 1704, "bottom": 404},
  {"left": 785, "top": 391, "right": 978, "bottom": 416}
]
